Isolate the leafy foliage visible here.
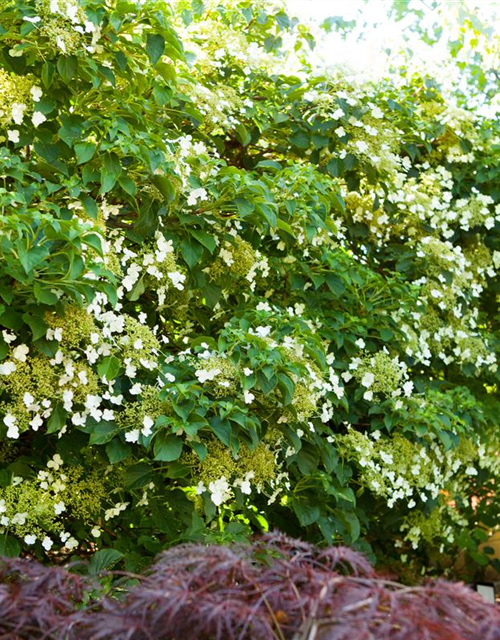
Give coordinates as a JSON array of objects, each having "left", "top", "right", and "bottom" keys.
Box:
[{"left": 1, "top": 0, "right": 500, "bottom": 580}]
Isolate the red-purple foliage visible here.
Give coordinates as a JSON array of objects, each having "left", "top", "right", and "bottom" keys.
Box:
[
  {"left": 1, "top": 533, "right": 500, "bottom": 640},
  {"left": 0, "top": 556, "right": 91, "bottom": 639}
]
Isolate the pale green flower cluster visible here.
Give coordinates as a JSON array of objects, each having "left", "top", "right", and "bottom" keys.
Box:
[
  {"left": 184, "top": 437, "right": 288, "bottom": 508},
  {"left": 0, "top": 69, "right": 42, "bottom": 133},
  {"left": 0, "top": 454, "right": 106, "bottom": 551},
  {"left": 346, "top": 349, "right": 413, "bottom": 403}
]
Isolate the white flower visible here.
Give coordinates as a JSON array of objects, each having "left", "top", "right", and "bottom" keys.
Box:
[
  {"left": 42, "top": 536, "right": 53, "bottom": 551},
  {"left": 11, "top": 102, "right": 26, "bottom": 125},
  {"left": 13, "top": 344, "right": 29, "bottom": 362},
  {"left": 361, "top": 372, "right": 375, "bottom": 388},
  {"left": 4, "top": 413, "right": 19, "bottom": 439},
  {"left": 244, "top": 390, "right": 255, "bottom": 404},
  {"left": 91, "top": 527, "right": 101, "bottom": 537},
  {"left": 30, "top": 86, "right": 43, "bottom": 101},
  {"left": 47, "top": 454, "right": 63, "bottom": 470},
  {"left": 195, "top": 368, "right": 221, "bottom": 383},
  {"left": 130, "top": 383, "right": 143, "bottom": 395},
  {"left": 355, "top": 338, "right": 366, "bottom": 349},
  {"left": 31, "top": 111, "right": 47, "bottom": 127},
  {"left": 254, "top": 326, "right": 271, "bottom": 338},
  {"left": 380, "top": 451, "right": 393, "bottom": 464},
  {"left": 23, "top": 15, "right": 42, "bottom": 23},
  {"left": 30, "top": 414, "right": 43, "bottom": 431},
  {"left": 363, "top": 390, "right": 373, "bottom": 401},
  {"left": 2, "top": 331, "right": 16, "bottom": 344},
  {"left": 0, "top": 500, "right": 6, "bottom": 514},
  {"left": 65, "top": 537, "right": 78, "bottom": 550},
  {"left": 24, "top": 534, "right": 37, "bottom": 545},
  {"left": 12, "top": 512, "right": 27, "bottom": 525},
  {"left": 104, "top": 502, "right": 129, "bottom": 521},
  {"left": 7, "top": 129, "right": 19, "bottom": 143},
  {"left": 219, "top": 248, "right": 234, "bottom": 266},
  {"left": 0, "top": 361, "right": 16, "bottom": 375},
  {"left": 54, "top": 501, "right": 66, "bottom": 515},
  {"left": 243, "top": 368, "right": 253, "bottom": 376},
  {"left": 125, "top": 429, "right": 140, "bottom": 443},
  {"left": 208, "top": 476, "right": 232, "bottom": 506},
  {"left": 195, "top": 481, "right": 206, "bottom": 495},
  {"left": 23, "top": 392, "right": 35, "bottom": 408},
  {"left": 402, "top": 381, "right": 414, "bottom": 397},
  {"left": 133, "top": 339, "right": 143, "bottom": 350},
  {"left": 235, "top": 477, "right": 252, "bottom": 494},
  {"left": 187, "top": 187, "right": 208, "bottom": 207},
  {"left": 256, "top": 301, "right": 271, "bottom": 312},
  {"left": 141, "top": 415, "right": 154, "bottom": 437},
  {"left": 47, "top": 327, "right": 64, "bottom": 341},
  {"left": 56, "top": 36, "right": 66, "bottom": 53},
  {"left": 168, "top": 271, "right": 186, "bottom": 290}
]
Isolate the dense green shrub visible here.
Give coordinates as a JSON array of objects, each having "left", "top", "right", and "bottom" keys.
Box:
[{"left": 1, "top": 0, "right": 500, "bottom": 578}]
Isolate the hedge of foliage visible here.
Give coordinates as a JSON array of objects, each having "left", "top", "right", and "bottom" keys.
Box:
[
  {"left": 2, "top": 534, "right": 500, "bottom": 640},
  {"left": 1, "top": 0, "right": 500, "bottom": 578}
]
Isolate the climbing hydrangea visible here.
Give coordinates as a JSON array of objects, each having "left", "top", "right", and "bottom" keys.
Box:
[{"left": 0, "top": 0, "right": 500, "bottom": 578}]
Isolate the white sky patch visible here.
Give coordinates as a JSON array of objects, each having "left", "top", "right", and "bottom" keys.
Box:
[{"left": 285, "top": 0, "right": 500, "bottom": 113}]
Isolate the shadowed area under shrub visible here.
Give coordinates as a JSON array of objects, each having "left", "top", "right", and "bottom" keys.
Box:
[{"left": 1, "top": 534, "right": 500, "bottom": 639}]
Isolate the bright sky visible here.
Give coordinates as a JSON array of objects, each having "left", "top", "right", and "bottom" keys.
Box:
[{"left": 284, "top": 0, "right": 500, "bottom": 113}]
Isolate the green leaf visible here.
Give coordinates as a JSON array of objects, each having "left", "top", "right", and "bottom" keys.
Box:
[
  {"left": 190, "top": 229, "right": 216, "bottom": 253},
  {"left": 100, "top": 152, "right": 122, "bottom": 193},
  {"left": 0, "top": 535, "right": 21, "bottom": 557},
  {"left": 83, "top": 232, "right": 103, "bottom": 255},
  {"left": 146, "top": 34, "right": 165, "bottom": 66},
  {"left": 33, "top": 283, "right": 59, "bottom": 305},
  {"left": 277, "top": 372, "right": 295, "bottom": 405},
  {"left": 293, "top": 499, "right": 320, "bottom": 526},
  {"left": 154, "top": 432, "right": 183, "bottom": 461},
  {"left": 46, "top": 404, "right": 67, "bottom": 434},
  {"left": 89, "top": 422, "right": 119, "bottom": 445},
  {"left": 152, "top": 175, "right": 176, "bottom": 203},
  {"left": 19, "top": 245, "right": 50, "bottom": 273},
  {"left": 81, "top": 195, "right": 98, "bottom": 219},
  {"left": 341, "top": 511, "right": 360, "bottom": 542},
  {"left": 124, "top": 462, "right": 153, "bottom": 489},
  {"left": 127, "top": 277, "right": 145, "bottom": 302},
  {"left": 41, "top": 61, "right": 55, "bottom": 89},
  {"left": 75, "top": 142, "right": 96, "bottom": 165},
  {"left": 180, "top": 238, "right": 203, "bottom": 267},
  {"left": 97, "top": 356, "right": 121, "bottom": 380},
  {"left": 235, "top": 123, "right": 251, "bottom": 146},
  {"left": 56, "top": 56, "right": 78, "bottom": 83},
  {"left": 118, "top": 174, "right": 136, "bottom": 196},
  {"left": 290, "top": 129, "right": 309, "bottom": 149},
  {"left": 106, "top": 438, "right": 131, "bottom": 464},
  {"left": 23, "top": 313, "right": 47, "bottom": 340},
  {"left": 89, "top": 548, "right": 124, "bottom": 574}
]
